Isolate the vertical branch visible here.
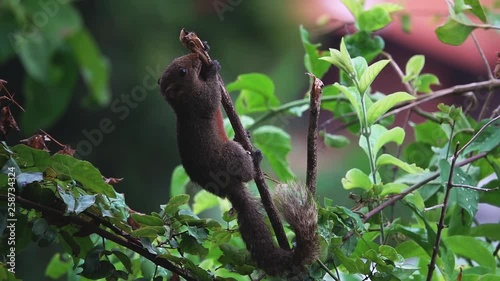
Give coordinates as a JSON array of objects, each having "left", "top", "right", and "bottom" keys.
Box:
[
  {"left": 471, "top": 33, "right": 495, "bottom": 121},
  {"left": 179, "top": 29, "right": 290, "bottom": 250},
  {"left": 471, "top": 33, "right": 494, "bottom": 81},
  {"left": 305, "top": 74, "right": 323, "bottom": 196},
  {"left": 426, "top": 142, "right": 460, "bottom": 281}
]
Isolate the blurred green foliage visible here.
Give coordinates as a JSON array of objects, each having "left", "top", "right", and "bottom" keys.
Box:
[{"left": 1, "top": 0, "right": 500, "bottom": 280}]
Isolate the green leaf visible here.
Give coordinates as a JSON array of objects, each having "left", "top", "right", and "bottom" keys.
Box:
[
  {"left": 12, "top": 144, "right": 51, "bottom": 172},
  {"left": 339, "top": 38, "right": 355, "bottom": 75},
  {"left": 374, "top": 3, "right": 404, "bottom": 13},
  {"left": 403, "top": 55, "right": 425, "bottom": 82},
  {"left": 0, "top": 12, "right": 17, "bottom": 64},
  {"left": 50, "top": 154, "right": 116, "bottom": 197},
  {"left": 358, "top": 7, "right": 392, "bottom": 32},
  {"left": 322, "top": 132, "right": 350, "bottom": 148},
  {"left": 379, "top": 245, "right": 400, "bottom": 261},
  {"left": 170, "top": 165, "right": 189, "bottom": 197},
  {"left": 335, "top": 83, "right": 362, "bottom": 121},
  {"left": 450, "top": 186, "right": 479, "bottom": 218},
  {"left": 351, "top": 56, "right": 368, "bottom": 81},
  {"left": 374, "top": 126, "right": 405, "bottom": 156},
  {"left": 462, "top": 124, "right": 500, "bottom": 155},
  {"left": 16, "top": 172, "right": 43, "bottom": 188},
  {"left": 193, "top": 190, "right": 219, "bottom": 215},
  {"left": 435, "top": 18, "right": 475, "bottom": 46},
  {"left": 227, "top": 73, "right": 280, "bottom": 115},
  {"left": 401, "top": 13, "right": 411, "bottom": 33},
  {"left": 380, "top": 183, "right": 408, "bottom": 196},
  {"left": 187, "top": 226, "right": 208, "bottom": 244},
  {"left": 464, "top": 0, "right": 487, "bottom": 22},
  {"left": 443, "top": 236, "right": 495, "bottom": 270},
  {"left": 180, "top": 234, "right": 208, "bottom": 256},
  {"left": 333, "top": 247, "right": 361, "bottom": 272},
  {"left": 253, "top": 125, "right": 295, "bottom": 181},
  {"left": 359, "top": 59, "right": 390, "bottom": 94},
  {"left": 58, "top": 190, "right": 96, "bottom": 215},
  {"left": 454, "top": 0, "right": 472, "bottom": 14},
  {"left": 469, "top": 224, "right": 500, "bottom": 240},
  {"left": 80, "top": 259, "right": 115, "bottom": 280},
  {"left": 376, "top": 154, "right": 425, "bottom": 174},
  {"left": 366, "top": 91, "right": 415, "bottom": 125},
  {"left": 359, "top": 125, "right": 404, "bottom": 160},
  {"left": 45, "top": 253, "right": 73, "bottom": 279},
  {"left": 344, "top": 32, "right": 385, "bottom": 63},
  {"left": 341, "top": 0, "right": 364, "bottom": 19},
  {"left": 438, "top": 160, "right": 478, "bottom": 217},
  {"left": 32, "top": 218, "right": 57, "bottom": 247},
  {"left": 21, "top": 51, "right": 78, "bottom": 133},
  {"left": 403, "top": 142, "right": 434, "bottom": 169},
  {"left": 74, "top": 195, "right": 96, "bottom": 214},
  {"left": 414, "top": 121, "right": 449, "bottom": 147},
  {"left": 320, "top": 85, "right": 341, "bottom": 112},
  {"left": 12, "top": 32, "right": 49, "bottom": 81},
  {"left": 341, "top": 168, "right": 372, "bottom": 190},
  {"left": 164, "top": 194, "right": 190, "bottom": 214},
  {"left": 13, "top": 2, "right": 82, "bottom": 82},
  {"left": 111, "top": 250, "right": 133, "bottom": 274},
  {"left": 131, "top": 226, "right": 165, "bottom": 239},
  {"left": 320, "top": 49, "right": 347, "bottom": 73},
  {"left": 67, "top": 29, "right": 111, "bottom": 106},
  {"left": 300, "top": 26, "right": 331, "bottom": 79},
  {"left": 224, "top": 115, "right": 255, "bottom": 139},
  {"left": 219, "top": 243, "right": 251, "bottom": 266},
  {"left": 131, "top": 213, "right": 164, "bottom": 227},
  {"left": 414, "top": 73, "right": 440, "bottom": 93}
]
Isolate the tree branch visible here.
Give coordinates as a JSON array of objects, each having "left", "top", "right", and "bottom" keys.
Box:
[
  {"left": 426, "top": 143, "right": 460, "bottom": 281},
  {"left": 361, "top": 151, "right": 487, "bottom": 223},
  {"left": 306, "top": 74, "right": 323, "bottom": 195},
  {"left": 0, "top": 194, "right": 195, "bottom": 281},
  {"left": 381, "top": 79, "right": 500, "bottom": 120}
]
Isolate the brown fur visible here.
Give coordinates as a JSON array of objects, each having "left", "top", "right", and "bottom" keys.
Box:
[{"left": 159, "top": 53, "right": 318, "bottom": 278}]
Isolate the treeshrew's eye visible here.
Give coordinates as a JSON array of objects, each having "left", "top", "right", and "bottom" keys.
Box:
[{"left": 179, "top": 68, "right": 187, "bottom": 77}]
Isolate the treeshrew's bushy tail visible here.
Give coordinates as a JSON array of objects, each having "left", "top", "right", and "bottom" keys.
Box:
[{"left": 227, "top": 183, "right": 318, "bottom": 278}]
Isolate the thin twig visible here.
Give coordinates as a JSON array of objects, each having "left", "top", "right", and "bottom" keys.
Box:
[
  {"left": 382, "top": 51, "right": 416, "bottom": 182},
  {"left": 466, "top": 23, "right": 500, "bottom": 30},
  {"left": 471, "top": 33, "right": 494, "bottom": 80},
  {"left": 360, "top": 151, "right": 487, "bottom": 223},
  {"left": 317, "top": 259, "right": 339, "bottom": 281},
  {"left": 40, "top": 129, "right": 65, "bottom": 147},
  {"left": 381, "top": 79, "right": 500, "bottom": 120},
  {"left": 423, "top": 204, "right": 444, "bottom": 212},
  {"left": 305, "top": 73, "right": 323, "bottom": 195},
  {"left": 494, "top": 243, "right": 500, "bottom": 257},
  {"left": 179, "top": 29, "right": 290, "bottom": 250},
  {"left": 471, "top": 32, "right": 495, "bottom": 121},
  {"left": 451, "top": 183, "right": 499, "bottom": 192},
  {"left": 427, "top": 142, "right": 460, "bottom": 281},
  {"left": 249, "top": 96, "right": 350, "bottom": 131},
  {"left": 456, "top": 115, "right": 500, "bottom": 156},
  {"left": 0, "top": 79, "right": 25, "bottom": 112},
  {"left": 0, "top": 194, "right": 195, "bottom": 281}
]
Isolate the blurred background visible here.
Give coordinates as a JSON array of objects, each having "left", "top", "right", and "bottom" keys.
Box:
[{"left": 0, "top": 0, "right": 498, "bottom": 279}]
